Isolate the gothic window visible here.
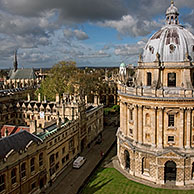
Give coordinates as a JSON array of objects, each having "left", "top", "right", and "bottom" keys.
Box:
[
  {"left": 168, "top": 115, "right": 175, "bottom": 127},
  {"left": 21, "top": 163, "right": 26, "bottom": 178},
  {"left": 124, "top": 150, "right": 130, "bottom": 169},
  {"left": 39, "top": 153, "right": 43, "bottom": 167},
  {"left": 11, "top": 168, "right": 17, "bottom": 185},
  {"left": 147, "top": 72, "right": 152, "bottom": 86},
  {"left": 168, "top": 136, "right": 174, "bottom": 142},
  {"left": 168, "top": 73, "right": 176, "bottom": 87},
  {"left": 0, "top": 174, "right": 5, "bottom": 192},
  {"left": 30, "top": 158, "right": 35, "bottom": 173},
  {"left": 192, "top": 46, "right": 194, "bottom": 52}
]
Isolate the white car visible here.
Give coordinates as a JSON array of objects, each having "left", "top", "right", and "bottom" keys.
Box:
[{"left": 73, "top": 156, "right": 86, "bottom": 168}]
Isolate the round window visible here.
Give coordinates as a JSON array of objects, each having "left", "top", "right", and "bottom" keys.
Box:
[{"left": 169, "top": 44, "right": 176, "bottom": 53}]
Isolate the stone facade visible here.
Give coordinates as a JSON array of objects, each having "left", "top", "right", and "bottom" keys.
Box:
[{"left": 117, "top": 1, "right": 194, "bottom": 187}]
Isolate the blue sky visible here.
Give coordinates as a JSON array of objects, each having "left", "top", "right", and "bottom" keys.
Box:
[{"left": 0, "top": 0, "right": 194, "bottom": 69}]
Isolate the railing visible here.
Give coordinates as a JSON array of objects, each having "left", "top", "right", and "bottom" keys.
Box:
[{"left": 119, "top": 84, "right": 194, "bottom": 99}]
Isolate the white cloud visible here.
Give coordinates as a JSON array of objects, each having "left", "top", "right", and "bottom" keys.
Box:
[
  {"left": 99, "top": 15, "right": 163, "bottom": 37},
  {"left": 64, "top": 29, "right": 89, "bottom": 40}
]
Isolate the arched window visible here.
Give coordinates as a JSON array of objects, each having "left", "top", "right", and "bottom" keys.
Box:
[
  {"left": 124, "top": 150, "right": 130, "bottom": 169},
  {"left": 39, "top": 153, "right": 43, "bottom": 167},
  {"left": 168, "top": 73, "right": 176, "bottom": 87},
  {"left": 11, "top": 168, "right": 17, "bottom": 184},
  {"left": 192, "top": 162, "right": 194, "bottom": 179},
  {"left": 0, "top": 174, "right": 5, "bottom": 192},
  {"left": 30, "top": 158, "right": 35, "bottom": 173},
  {"left": 21, "top": 163, "right": 26, "bottom": 178},
  {"left": 147, "top": 72, "right": 152, "bottom": 86},
  {"left": 164, "top": 161, "right": 176, "bottom": 183}
]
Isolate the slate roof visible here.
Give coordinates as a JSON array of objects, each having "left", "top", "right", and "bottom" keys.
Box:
[
  {"left": 0, "top": 130, "right": 42, "bottom": 160},
  {"left": 9, "top": 68, "right": 36, "bottom": 79}
]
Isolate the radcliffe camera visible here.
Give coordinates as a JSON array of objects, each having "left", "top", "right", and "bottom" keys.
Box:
[{"left": 0, "top": 1, "right": 194, "bottom": 194}]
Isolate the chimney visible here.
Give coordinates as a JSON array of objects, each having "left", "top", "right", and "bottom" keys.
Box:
[
  {"left": 56, "top": 93, "right": 60, "bottom": 103},
  {"left": 85, "top": 96, "right": 88, "bottom": 104},
  {"left": 27, "top": 93, "right": 30, "bottom": 101},
  {"left": 38, "top": 93, "right": 41, "bottom": 102},
  {"left": 94, "top": 96, "right": 98, "bottom": 105},
  {"left": 5, "top": 128, "right": 9, "bottom": 137},
  {"left": 30, "top": 120, "right": 37, "bottom": 134},
  {"left": 44, "top": 95, "right": 47, "bottom": 103},
  {"left": 57, "top": 112, "right": 61, "bottom": 128}
]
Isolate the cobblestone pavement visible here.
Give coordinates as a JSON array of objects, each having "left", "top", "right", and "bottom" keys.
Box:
[{"left": 45, "top": 125, "right": 117, "bottom": 194}]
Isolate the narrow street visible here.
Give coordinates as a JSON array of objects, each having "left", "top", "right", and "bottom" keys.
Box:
[{"left": 45, "top": 120, "right": 118, "bottom": 194}]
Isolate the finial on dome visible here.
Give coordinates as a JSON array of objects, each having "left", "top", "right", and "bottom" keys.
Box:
[{"left": 171, "top": 0, "right": 174, "bottom": 5}]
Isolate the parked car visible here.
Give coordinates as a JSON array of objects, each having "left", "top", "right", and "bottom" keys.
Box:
[{"left": 73, "top": 156, "right": 86, "bottom": 168}]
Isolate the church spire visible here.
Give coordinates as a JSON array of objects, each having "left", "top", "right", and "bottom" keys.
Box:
[{"left": 13, "top": 49, "right": 18, "bottom": 72}]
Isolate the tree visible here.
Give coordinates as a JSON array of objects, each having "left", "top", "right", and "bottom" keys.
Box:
[{"left": 36, "top": 61, "right": 102, "bottom": 101}]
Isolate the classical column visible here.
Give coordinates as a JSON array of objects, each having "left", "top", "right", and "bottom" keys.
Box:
[
  {"left": 157, "top": 107, "right": 163, "bottom": 149},
  {"left": 125, "top": 103, "right": 128, "bottom": 136},
  {"left": 185, "top": 108, "right": 191, "bottom": 149},
  {"left": 151, "top": 107, "right": 157, "bottom": 147},
  {"left": 134, "top": 105, "right": 138, "bottom": 143},
  {"left": 138, "top": 105, "right": 143, "bottom": 144},
  {"left": 179, "top": 108, "right": 184, "bottom": 148}
]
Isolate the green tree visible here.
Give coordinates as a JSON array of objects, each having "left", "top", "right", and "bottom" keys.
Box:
[{"left": 36, "top": 61, "right": 103, "bottom": 101}]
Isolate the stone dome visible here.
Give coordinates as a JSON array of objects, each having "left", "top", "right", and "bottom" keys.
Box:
[
  {"left": 166, "top": 1, "right": 179, "bottom": 15},
  {"left": 142, "top": 1, "right": 194, "bottom": 63},
  {"left": 120, "top": 62, "right": 126, "bottom": 67}
]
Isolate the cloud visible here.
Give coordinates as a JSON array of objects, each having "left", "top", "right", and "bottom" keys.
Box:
[
  {"left": 64, "top": 29, "right": 89, "bottom": 40},
  {"left": 78, "top": 50, "right": 111, "bottom": 59},
  {"left": 99, "top": 15, "right": 163, "bottom": 37},
  {"left": 114, "top": 41, "right": 146, "bottom": 56},
  {"left": 1, "top": 0, "right": 127, "bottom": 22}
]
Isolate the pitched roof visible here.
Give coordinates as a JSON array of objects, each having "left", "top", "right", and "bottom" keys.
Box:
[
  {"left": 0, "top": 130, "right": 42, "bottom": 160},
  {"left": 9, "top": 68, "right": 36, "bottom": 79}
]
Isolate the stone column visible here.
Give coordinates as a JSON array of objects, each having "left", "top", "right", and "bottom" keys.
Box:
[
  {"left": 179, "top": 108, "right": 184, "bottom": 148},
  {"left": 185, "top": 108, "right": 191, "bottom": 149},
  {"left": 134, "top": 105, "right": 138, "bottom": 143},
  {"left": 157, "top": 107, "right": 163, "bottom": 149},
  {"left": 125, "top": 103, "right": 128, "bottom": 136},
  {"left": 151, "top": 107, "right": 157, "bottom": 147},
  {"left": 138, "top": 105, "right": 143, "bottom": 144},
  {"left": 120, "top": 102, "right": 124, "bottom": 132}
]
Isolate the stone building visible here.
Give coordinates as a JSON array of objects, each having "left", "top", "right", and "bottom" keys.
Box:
[
  {"left": 0, "top": 131, "right": 47, "bottom": 194},
  {"left": 4, "top": 51, "right": 41, "bottom": 89},
  {"left": 117, "top": 1, "right": 194, "bottom": 186},
  {"left": 0, "top": 92, "right": 103, "bottom": 190}
]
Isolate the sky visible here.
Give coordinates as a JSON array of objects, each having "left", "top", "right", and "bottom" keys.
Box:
[{"left": 0, "top": 0, "right": 194, "bottom": 69}]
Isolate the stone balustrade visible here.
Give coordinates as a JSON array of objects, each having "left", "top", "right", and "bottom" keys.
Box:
[{"left": 119, "top": 84, "right": 194, "bottom": 99}]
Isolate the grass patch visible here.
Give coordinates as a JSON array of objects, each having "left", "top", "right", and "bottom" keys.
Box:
[{"left": 82, "top": 168, "right": 194, "bottom": 194}]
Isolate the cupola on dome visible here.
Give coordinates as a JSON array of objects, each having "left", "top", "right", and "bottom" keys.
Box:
[{"left": 142, "top": 1, "right": 194, "bottom": 63}]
